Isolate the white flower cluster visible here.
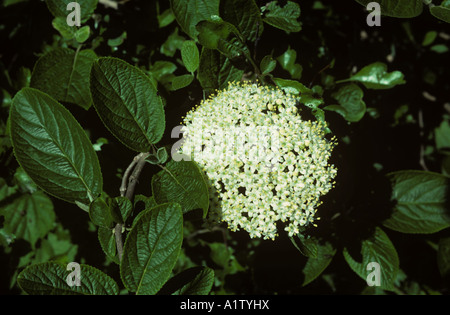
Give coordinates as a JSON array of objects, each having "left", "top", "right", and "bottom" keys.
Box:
[{"left": 180, "top": 81, "right": 337, "bottom": 240}]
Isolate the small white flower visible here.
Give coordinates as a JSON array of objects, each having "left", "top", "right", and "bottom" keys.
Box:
[{"left": 180, "top": 81, "right": 337, "bottom": 240}]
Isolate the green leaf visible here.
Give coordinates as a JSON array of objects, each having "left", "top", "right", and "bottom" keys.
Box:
[
  {"left": 9, "top": 88, "right": 103, "bottom": 205},
  {"left": 171, "top": 74, "right": 194, "bottom": 91},
  {"left": 160, "top": 28, "right": 185, "bottom": 58},
  {"left": 90, "top": 57, "right": 165, "bottom": 152},
  {"left": 30, "top": 48, "right": 97, "bottom": 110},
  {"left": 272, "top": 78, "right": 323, "bottom": 109},
  {"left": 75, "top": 25, "right": 90, "bottom": 43},
  {"left": 151, "top": 160, "right": 210, "bottom": 217},
  {"left": 98, "top": 226, "right": 118, "bottom": 264},
  {"left": 51, "top": 17, "right": 76, "bottom": 40},
  {"left": 220, "top": 0, "right": 263, "bottom": 42},
  {"left": 290, "top": 234, "right": 318, "bottom": 258},
  {"left": 45, "top": 0, "right": 98, "bottom": 23},
  {"left": 260, "top": 55, "right": 276, "bottom": 75},
  {"left": 276, "top": 47, "right": 302, "bottom": 79},
  {"left": 159, "top": 266, "right": 215, "bottom": 295},
  {"left": 263, "top": 1, "right": 302, "bottom": 33},
  {"left": 437, "top": 237, "right": 450, "bottom": 277},
  {"left": 170, "top": 0, "right": 220, "bottom": 39},
  {"left": 343, "top": 227, "right": 399, "bottom": 291},
  {"left": 383, "top": 170, "right": 450, "bottom": 234},
  {"left": 435, "top": 119, "right": 450, "bottom": 151},
  {"left": 430, "top": 44, "right": 449, "bottom": 54},
  {"left": 325, "top": 83, "right": 366, "bottom": 122},
  {"left": 89, "top": 196, "right": 114, "bottom": 228},
  {"left": 17, "top": 261, "right": 119, "bottom": 295},
  {"left": 354, "top": 0, "right": 423, "bottom": 18},
  {"left": 120, "top": 203, "right": 183, "bottom": 295},
  {"left": 110, "top": 196, "right": 133, "bottom": 224},
  {"left": 430, "top": 1, "right": 450, "bottom": 23},
  {"left": 158, "top": 8, "right": 176, "bottom": 28},
  {"left": 0, "top": 190, "right": 55, "bottom": 248},
  {"left": 196, "top": 18, "right": 249, "bottom": 60},
  {"left": 338, "top": 62, "right": 405, "bottom": 89},
  {"left": 181, "top": 40, "right": 200, "bottom": 73},
  {"left": 197, "top": 48, "right": 244, "bottom": 93},
  {"left": 302, "top": 241, "right": 336, "bottom": 286},
  {"left": 422, "top": 31, "right": 438, "bottom": 46}
]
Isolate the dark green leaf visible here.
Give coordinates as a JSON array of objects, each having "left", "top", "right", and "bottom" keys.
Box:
[
  {"left": 181, "top": 40, "right": 200, "bottom": 73},
  {"left": 30, "top": 48, "right": 97, "bottom": 110},
  {"left": 343, "top": 227, "right": 399, "bottom": 291},
  {"left": 430, "top": 0, "right": 450, "bottom": 23},
  {"left": 159, "top": 266, "right": 214, "bottom": 295},
  {"left": 17, "top": 261, "right": 119, "bottom": 295},
  {"left": 325, "top": 83, "right": 366, "bottom": 122},
  {"left": 90, "top": 57, "right": 165, "bottom": 152},
  {"left": 10, "top": 88, "right": 103, "bottom": 205},
  {"left": 302, "top": 241, "right": 336, "bottom": 286},
  {"left": 98, "top": 226, "right": 118, "bottom": 264},
  {"left": 354, "top": 0, "right": 423, "bottom": 18},
  {"left": 151, "top": 160, "right": 210, "bottom": 217},
  {"left": 171, "top": 74, "right": 194, "bottom": 91},
  {"left": 196, "top": 18, "right": 249, "bottom": 60},
  {"left": 260, "top": 55, "right": 276, "bottom": 75},
  {"left": 75, "top": 26, "right": 90, "bottom": 43},
  {"left": 120, "top": 203, "right": 183, "bottom": 295},
  {"left": 220, "top": 0, "right": 263, "bottom": 42},
  {"left": 263, "top": 1, "right": 302, "bottom": 33},
  {"left": 276, "top": 47, "right": 302, "bottom": 79},
  {"left": 89, "top": 196, "right": 114, "bottom": 228},
  {"left": 338, "top": 62, "right": 405, "bottom": 89},
  {"left": 290, "top": 234, "right": 318, "bottom": 258},
  {"left": 0, "top": 190, "right": 55, "bottom": 248},
  {"left": 383, "top": 170, "right": 450, "bottom": 234},
  {"left": 197, "top": 48, "right": 244, "bottom": 93},
  {"left": 170, "top": 0, "right": 220, "bottom": 39}
]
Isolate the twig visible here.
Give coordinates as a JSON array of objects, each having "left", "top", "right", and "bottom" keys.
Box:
[
  {"left": 114, "top": 152, "right": 151, "bottom": 261},
  {"left": 418, "top": 110, "right": 429, "bottom": 171}
]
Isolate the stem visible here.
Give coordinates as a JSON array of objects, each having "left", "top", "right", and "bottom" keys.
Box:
[{"left": 114, "top": 152, "right": 151, "bottom": 261}]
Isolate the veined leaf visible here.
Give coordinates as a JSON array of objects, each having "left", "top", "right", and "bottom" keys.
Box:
[
  {"left": 220, "top": 0, "right": 263, "bottom": 42},
  {"left": 338, "top": 62, "right": 405, "bottom": 89},
  {"left": 0, "top": 190, "right": 55, "bottom": 248},
  {"left": 302, "top": 241, "right": 336, "bottom": 286},
  {"left": 343, "top": 227, "right": 399, "bottom": 291},
  {"left": 90, "top": 57, "right": 165, "bottom": 152},
  {"left": 10, "top": 88, "right": 103, "bottom": 205},
  {"left": 120, "top": 203, "right": 183, "bottom": 295},
  {"left": 181, "top": 40, "right": 200, "bottom": 73},
  {"left": 159, "top": 266, "right": 214, "bottom": 295},
  {"left": 430, "top": 1, "right": 450, "bottom": 23},
  {"left": 151, "top": 160, "right": 210, "bottom": 217},
  {"left": 383, "top": 170, "right": 450, "bottom": 234},
  {"left": 170, "top": 0, "right": 220, "bottom": 39},
  {"left": 263, "top": 1, "right": 302, "bottom": 33},
  {"left": 354, "top": 0, "right": 423, "bottom": 18},
  {"left": 326, "top": 83, "right": 366, "bottom": 122},
  {"left": 17, "top": 261, "right": 119, "bottom": 295},
  {"left": 196, "top": 18, "right": 249, "bottom": 60},
  {"left": 30, "top": 48, "right": 97, "bottom": 110},
  {"left": 197, "top": 47, "right": 244, "bottom": 93}
]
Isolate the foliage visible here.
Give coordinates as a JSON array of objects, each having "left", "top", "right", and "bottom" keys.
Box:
[{"left": 0, "top": 0, "right": 449, "bottom": 295}]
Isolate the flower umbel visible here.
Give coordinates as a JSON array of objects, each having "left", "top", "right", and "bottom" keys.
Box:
[{"left": 180, "top": 81, "right": 337, "bottom": 240}]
